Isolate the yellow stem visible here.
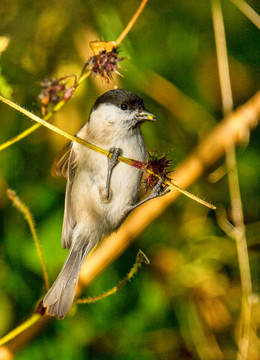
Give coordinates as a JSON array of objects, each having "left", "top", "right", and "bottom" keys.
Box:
[
  {"left": 0, "top": 123, "right": 41, "bottom": 152},
  {"left": 77, "top": 70, "right": 91, "bottom": 86},
  {"left": 211, "top": 1, "right": 252, "bottom": 359},
  {"left": 229, "top": 0, "right": 260, "bottom": 29},
  {"left": 0, "top": 95, "right": 215, "bottom": 211},
  {"left": 0, "top": 72, "right": 91, "bottom": 152},
  {"left": 115, "top": 0, "right": 149, "bottom": 46},
  {"left": 0, "top": 95, "right": 108, "bottom": 156},
  {"left": 164, "top": 177, "right": 216, "bottom": 210},
  {"left": 0, "top": 314, "right": 41, "bottom": 347}
]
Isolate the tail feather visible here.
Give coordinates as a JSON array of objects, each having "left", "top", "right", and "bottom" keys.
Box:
[{"left": 43, "top": 247, "right": 86, "bottom": 319}]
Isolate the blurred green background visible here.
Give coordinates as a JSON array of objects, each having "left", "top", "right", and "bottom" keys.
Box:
[{"left": 0, "top": 0, "right": 260, "bottom": 359}]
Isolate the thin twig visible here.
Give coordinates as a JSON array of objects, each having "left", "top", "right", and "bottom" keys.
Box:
[
  {"left": 0, "top": 95, "right": 108, "bottom": 156},
  {"left": 0, "top": 95, "right": 215, "bottom": 210},
  {"left": 225, "top": 147, "right": 252, "bottom": 360},
  {"left": 164, "top": 177, "right": 216, "bottom": 210},
  {"left": 77, "top": 249, "right": 149, "bottom": 304},
  {"left": 115, "top": 0, "right": 149, "bottom": 46},
  {"left": 212, "top": 0, "right": 233, "bottom": 115},
  {"left": 229, "top": 0, "right": 260, "bottom": 29},
  {"left": 7, "top": 189, "right": 49, "bottom": 292},
  {"left": 211, "top": 1, "right": 252, "bottom": 359},
  {"left": 0, "top": 314, "right": 41, "bottom": 347}
]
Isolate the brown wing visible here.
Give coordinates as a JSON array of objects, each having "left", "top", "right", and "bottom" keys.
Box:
[{"left": 51, "top": 142, "right": 72, "bottom": 179}]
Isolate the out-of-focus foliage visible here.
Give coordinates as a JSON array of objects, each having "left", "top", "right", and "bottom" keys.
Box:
[{"left": 0, "top": 0, "right": 260, "bottom": 359}]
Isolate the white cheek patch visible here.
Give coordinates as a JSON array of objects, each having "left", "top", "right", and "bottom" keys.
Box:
[{"left": 92, "top": 103, "right": 135, "bottom": 124}]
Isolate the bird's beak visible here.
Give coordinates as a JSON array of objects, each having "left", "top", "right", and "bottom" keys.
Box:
[{"left": 136, "top": 110, "right": 156, "bottom": 122}]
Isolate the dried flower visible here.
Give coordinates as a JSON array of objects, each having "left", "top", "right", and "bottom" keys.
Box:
[
  {"left": 84, "top": 41, "right": 123, "bottom": 83},
  {"left": 145, "top": 153, "right": 171, "bottom": 191},
  {"left": 38, "top": 76, "right": 76, "bottom": 116}
]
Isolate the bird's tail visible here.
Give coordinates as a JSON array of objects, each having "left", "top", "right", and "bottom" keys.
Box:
[{"left": 43, "top": 245, "right": 88, "bottom": 319}]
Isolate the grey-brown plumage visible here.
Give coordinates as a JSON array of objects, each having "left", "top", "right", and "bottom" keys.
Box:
[{"left": 43, "top": 89, "right": 163, "bottom": 319}]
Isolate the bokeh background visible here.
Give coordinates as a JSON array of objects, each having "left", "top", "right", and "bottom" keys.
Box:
[{"left": 0, "top": 0, "right": 260, "bottom": 359}]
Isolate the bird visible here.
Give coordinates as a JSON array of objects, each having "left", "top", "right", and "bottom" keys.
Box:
[{"left": 43, "top": 89, "right": 168, "bottom": 318}]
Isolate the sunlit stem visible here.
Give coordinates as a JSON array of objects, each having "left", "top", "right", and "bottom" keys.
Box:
[
  {"left": 0, "top": 72, "right": 91, "bottom": 152},
  {"left": 77, "top": 70, "right": 91, "bottom": 86},
  {"left": 7, "top": 189, "right": 49, "bottom": 292},
  {"left": 211, "top": 1, "right": 252, "bottom": 359},
  {"left": 0, "top": 314, "right": 41, "bottom": 347},
  {"left": 164, "top": 177, "right": 216, "bottom": 210},
  {"left": 0, "top": 96, "right": 216, "bottom": 211},
  {"left": 229, "top": 0, "right": 260, "bottom": 29},
  {"left": 0, "top": 95, "right": 109, "bottom": 156},
  {"left": 115, "top": 0, "right": 149, "bottom": 46},
  {"left": 77, "top": 249, "right": 149, "bottom": 304}
]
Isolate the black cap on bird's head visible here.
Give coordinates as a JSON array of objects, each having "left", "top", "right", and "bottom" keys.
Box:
[{"left": 92, "top": 89, "right": 156, "bottom": 123}]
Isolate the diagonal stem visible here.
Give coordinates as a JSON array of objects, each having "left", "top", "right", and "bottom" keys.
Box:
[
  {"left": 0, "top": 314, "right": 41, "bottom": 347},
  {"left": 0, "top": 71, "right": 91, "bottom": 152},
  {"left": 229, "top": 0, "right": 260, "bottom": 29},
  {"left": 115, "top": 0, "right": 149, "bottom": 46},
  {"left": 0, "top": 95, "right": 215, "bottom": 210}
]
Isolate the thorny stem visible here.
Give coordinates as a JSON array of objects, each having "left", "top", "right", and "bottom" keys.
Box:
[
  {"left": 115, "top": 0, "right": 149, "bottom": 46},
  {"left": 7, "top": 189, "right": 49, "bottom": 292},
  {"left": 77, "top": 249, "right": 149, "bottom": 304},
  {"left": 211, "top": 1, "right": 252, "bottom": 359},
  {"left": 0, "top": 95, "right": 215, "bottom": 210}
]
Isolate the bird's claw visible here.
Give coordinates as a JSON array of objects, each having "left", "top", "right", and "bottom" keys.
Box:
[
  {"left": 105, "top": 147, "right": 121, "bottom": 200},
  {"left": 150, "top": 178, "right": 170, "bottom": 199}
]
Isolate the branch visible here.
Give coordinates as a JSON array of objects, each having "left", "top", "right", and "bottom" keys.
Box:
[{"left": 0, "top": 95, "right": 215, "bottom": 210}]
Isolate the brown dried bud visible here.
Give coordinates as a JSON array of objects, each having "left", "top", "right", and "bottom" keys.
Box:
[
  {"left": 145, "top": 153, "right": 171, "bottom": 191},
  {"left": 86, "top": 47, "right": 123, "bottom": 83},
  {"left": 38, "top": 76, "right": 76, "bottom": 116}
]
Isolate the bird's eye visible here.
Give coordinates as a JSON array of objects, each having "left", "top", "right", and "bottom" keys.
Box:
[{"left": 121, "top": 103, "right": 128, "bottom": 110}]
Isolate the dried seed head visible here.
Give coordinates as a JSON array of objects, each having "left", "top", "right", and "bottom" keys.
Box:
[
  {"left": 38, "top": 76, "right": 76, "bottom": 116},
  {"left": 86, "top": 46, "right": 123, "bottom": 83},
  {"left": 145, "top": 153, "right": 171, "bottom": 191}
]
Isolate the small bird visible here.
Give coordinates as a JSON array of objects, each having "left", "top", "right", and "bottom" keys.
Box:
[{"left": 43, "top": 89, "right": 168, "bottom": 318}]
